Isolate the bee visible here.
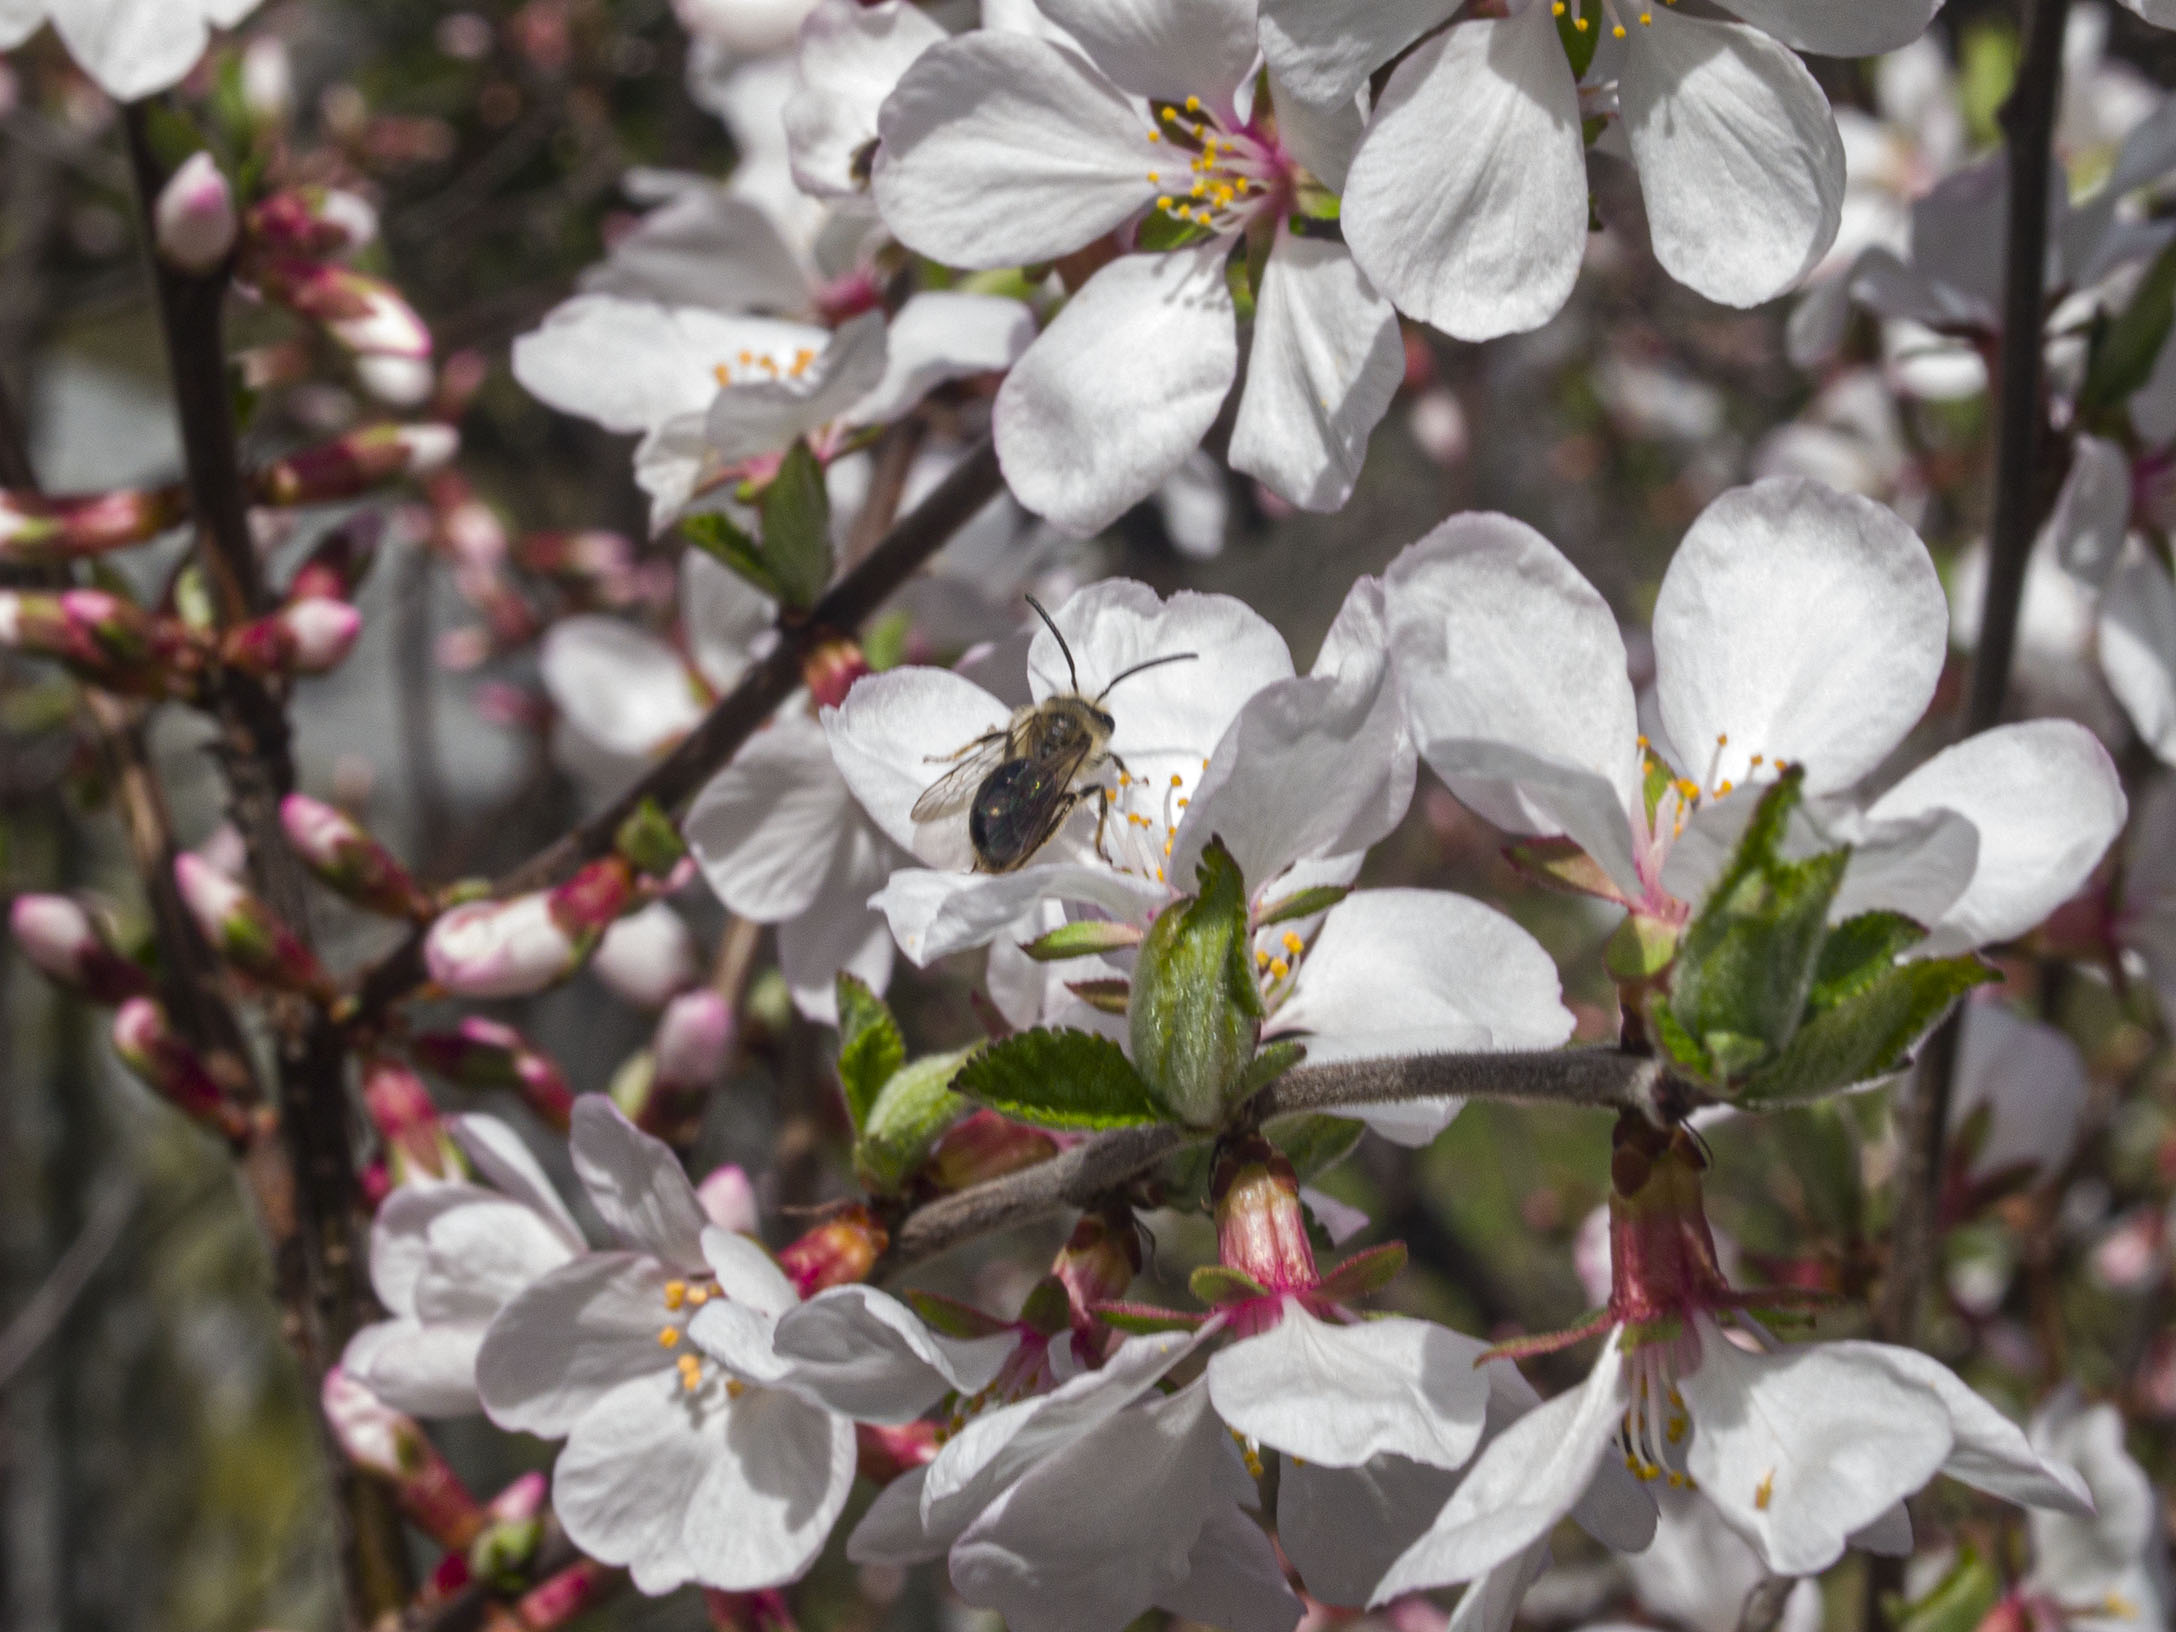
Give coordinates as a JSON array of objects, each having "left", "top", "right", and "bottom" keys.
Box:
[{"left": 912, "top": 596, "right": 1198, "bottom": 873}]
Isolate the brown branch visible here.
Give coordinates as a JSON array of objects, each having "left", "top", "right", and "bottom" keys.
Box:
[
  {"left": 1879, "top": 0, "right": 2073, "bottom": 1358},
  {"left": 349, "top": 438, "right": 1006, "bottom": 1023},
  {"left": 123, "top": 105, "right": 409, "bottom": 1625},
  {"left": 884, "top": 1048, "right": 1685, "bottom": 1271}
]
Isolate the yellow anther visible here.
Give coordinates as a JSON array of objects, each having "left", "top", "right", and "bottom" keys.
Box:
[
  {"left": 1176, "top": 797, "right": 1189, "bottom": 808},
  {"left": 1147, "top": 128, "right": 1161, "bottom": 142},
  {"left": 1281, "top": 931, "right": 1303, "bottom": 956},
  {"left": 664, "top": 1280, "right": 688, "bottom": 1310},
  {"left": 1118, "top": 771, "right": 1131, "bottom": 786},
  {"left": 1269, "top": 957, "right": 1290, "bottom": 980},
  {"left": 1716, "top": 732, "right": 1729, "bottom": 746},
  {"left": 713, "top": 365, "right": 732, "bottom": 387},
  {"left": 1749, "top": 753, "right": 1764, "bottom": 767},
  {"left": 1612, "top": 21, "right": 1625, "bottom": 33},
  {"left": 1636, "top": 734, "right": 1649, "bottom": 747},
  {"left": 738, "top": 350, "right": 753, "bottom": 365},
  {"left": 1256, "top": 948, "right": 1271, "bottom": 967},
  {"left": 1716, "top": 779, "right": 1734, "bottom": 796},
  {"left": 726, "top": 1379, "right": 747, "bottom": 1400},
  {"left": 1184, "top": 95, "right": 1200, "bottom": 112},
  {"left": 1665, "top": 1417, "right": 1685, "bottom": 1444},
  {"left": 1640, "top": 9, "right": 1653, "bottom": 19},
  {"left": 1666, "top": 1471, "right": 1684, "bottom": 1487},
  {"left": 1169, "top": 774, "right": 1184, "bottom": 787},
  {"left": 1574, "top": 15, "right": 1588, "bottom": 27},
  {"left": 1155, "top": 867, "right": 1165, "bottom": 882},
  {"left": 1161, "top": 106, "right": 1178, "bottom": 122},
  {"left": 658, "top": 1326, "right": 681, "bottom": 1348},
  {"left": 789, "top": 347, "right": 815, "bottom": 377},
  {"left": 1156, "top": 195, "right": 1172, "bottom": 210},
  {"left": 686, "top": 1286, "right": 710, "bottom": 1306},
  {"left": 1552, "top": 1, "right": 1565, "bottom": 11},
  {"left": 1754, "top": 1470, "right": 1775, "bottom": 1511}
]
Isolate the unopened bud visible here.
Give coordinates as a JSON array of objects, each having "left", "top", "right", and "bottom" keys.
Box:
[
  {"left": 590, "top": 901, "right": 697, "bottom": 1010},
  {"left": 550, "top": 855, "right": 637, "bottom": 940},
  {"left": 1054, "top": 1205, "right": 1143, "bottom": 1326},
  {"left": 778, "top": 1204, "right": 887, "bottom": 1297},
  {"left": 0, "top": 587, "right": 194, "bottom": 695},
  {"left": 281, "top": 793, "right": 427, "bottom": 918},
  {"left": 424, "top": 893, "right": 585, "bottom": 1000},
  {"left": 515, "top": 1559, "right": 616, "bottom": 1631},
  {"left": 111, "top": 997, "right": 245, "bottom": 1137},
  {"left": 220, "top": 596, "right": 362, "bottom": 678},
  {"left": 288, "top": 525, "right": 378, "bottom": 602},
  {"left": 356, "top": 353, "right": 436, "bottom": 408},
  {"left": 174, "top": 851, "right": 332, "bottom": 999},
  {"left": 696, "top": 1162, "right": 757, "bottom": 1233},
  {"left": 254, "top": 422, "right": 459, "bottom": 507},
  {"left": 363, "top": 1056, "right": 462, "bottom": 1184},
  {"left": 240, "top": 37, "right": 294, "bottom": 125},
  {"left": 801, "top": 635, "right": 869, "bottom": 711},
  {"left": 1212, "top": 1137, "right": 1316, "bottom": 1299},
  {"left": 926, "top": 1108, "right": 1059, "bottom": 1193},
  {"left": 248, "top": 186, "right": 377, "bottom": 259},
  {"left": 322, "top": 1368, "right": 484, "bottom": 1549},
  {"left": 704, "top": 1588, "right": 797, "bottom": 1632},
  {"left": 656, "top": 990, "right": 733, "bottom": 1093},
  {"left": 9, "top": 894, "right": 151, "bottom": 1003},
  {"left": 256, "top": 259, "right": 430, "bottom": 358},
  {"left": 855, "top": 1422, "right": 936, "bottom": 1484},
  {"left": 0, "top": 484, "right": 189, "bottom": 563},
  {"left": 154, "top": 152, "right": 238, "bottom": 274},
  {"left": 410, "top": 1018, "right": 575, "bottom": 1130},
  {"left": 514, "top": 529, "right": 639, "bottom": 602}
]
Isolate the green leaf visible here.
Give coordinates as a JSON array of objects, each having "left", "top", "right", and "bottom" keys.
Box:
[
  {"left": 613, "top": 797, "right": 685, "bottom": 878},
  {"left": 856, "top": 1047, "right": 976, "bottom": 1194},
  {"left": 1891, "top": 1546, "right": 2002, "bottom": 1632},
  {"left": 1959, "top": 22, "right": 2019, "bottom": 150},
  {"left": 1665, "top": 770, "right": 1846, "bottom": 1081},
  {"left": 1267, "top": 1114, "right": 1364, "bottom": 1182},
  {"left": 835, "top": 973, "right": 904, "bottom": 1132},
  {"left": 1807, "top": 911, "right": 1926, "bottom": 1013},
  {"left": 758, "top": 440, "right": 835, "bottom": 611},
  {"left": 903, "top": 1289, "right": 1011, "bottom": 1340},
  {"left": 1130, "top": 838, "right": 1263, "bottom": 1127},
  {"left": 1504, "top": 838, "right": 1623, "bottom": 903},
  {"left": 1316, "top": 1242, "right": 1407, "bottom": 1304},
  {"left": 1096, "top": 1300, "right": 1207, "bottom": 1334},
  {"left": 1233, "top": 1039, "right": 1305, "bottom": 1108},
  {"left": 2081, "top": 237, "right": 2176, "bottom": 422},
  {"left": 1254, "top": 884, "right": 1350, "bottom": 928},
  {"left": 1136, "top": 207, "right": 1214, "bottom": 253},
  {"left": 1556, "top": 0, "right": 1604, "bottom": 81},
  {"left": 1605, "top": 913, "right": 1679, "bottom": 982},
  {"left": 681, "top": 511, "right": 779, "bottom": 599},
  {"left": 1066, "top": 978, "right": 1132, "bottom": 1016},
  {"left": 953, "top": 1027, "right": 1170, "bottom": 1130},
  {"left": 1740, "top": 955, "right": 1996, "bottom": 1105},
  {"left": 1190, "top": 1265, "right": 1269, "bottom": 1306},
  {"left": 1225, "top": 237, "right": 1262, "bottom": 324},
  {"left": 1020, "top": 919, "right": 1142, "bottom": 961}
]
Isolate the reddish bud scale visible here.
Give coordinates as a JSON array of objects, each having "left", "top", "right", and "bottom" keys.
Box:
[
  {"left": 246, "top": 187, "right": 377, "bottom": 259},
  {"left": 252, "top": 257, "right": 431, "bottom": 361},
  {"left": 926, "top": 1109, "right": 1061, "bottom": 1193},
  {"left": 801, "top": 636, "right": 870, "bottom": 711},
  {"left": 1212, "top": 1139, "right": 1319, "bottom": 1297},
  {"left": 1605, "top": 1114, "right": 1732, "bottom": 1330},
  {"left": 288, "top": 527, "right": 377, "bottom": 602},
  {"left": 254, "top": 422, "right": 459, "bottom": 507},
  {"left": 219, "top": 596, "right": 363, "bottom": 678},
  {"left": 704, "top": 1588, "right": 797, "bottom": 1632},
  {"left": 110, "top": 998, "right": 246, "bottom": 1141},
  {"left": 856, "top": 1420, "right": 938, "bottom": 1483},
  {"left": 281, "top": 792, "right": 427, "bottom": 918},
  {"left": 1054, "top": 1205, "right": 1144, "bottom": 1333},
  {"left": 547, "top": 856, "right": 636, "bottom": 940},
  {"left": 321, "top": 1369, "right": 484, "bottom": 1549},
  {"left": 779, "top": 1205, "right": 888, "bottom": 1297},
  {"left": 514, "top": 1559, "right": 616, "bottom": 1631},
  {"left": 363, "top": 1056, "right": 460, "bottom": 1183},
  {"left": 0, "top": 588, "right": 196, "bottom": 695},
  {"left": 409, "top": 1019, "right": 575, "bottom": 1131},
  {"left": 0, "top": 484, "right": 188, "bottom": 563},
  {"left": 174, "top": 853, "right": 334, "bottom": 1000}
]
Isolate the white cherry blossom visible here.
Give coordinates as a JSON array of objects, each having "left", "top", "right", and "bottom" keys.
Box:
[
  {"left": 2023, "top": 1390, "right": 2172, "bottom": 1631},
  {"left": 870, "top": 0, "right": 1404, "bottom": 533},
  {"left": 0, "top": 0, "right": 265, "bottom": 102}
]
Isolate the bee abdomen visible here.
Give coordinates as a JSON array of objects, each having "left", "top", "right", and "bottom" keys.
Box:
[{"left": 970, "top": 759, "right": 1069, "bottom": 873}]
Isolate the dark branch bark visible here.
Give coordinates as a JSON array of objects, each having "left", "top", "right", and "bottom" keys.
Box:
[
  {"left": 885, "top": 1048, "right": 1685, "bottom": 1271},
  {"left": 350, "top": 438, "right": 1006, "bottom": 1023}
]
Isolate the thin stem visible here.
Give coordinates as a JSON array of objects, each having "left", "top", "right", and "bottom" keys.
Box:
[
  {"left": 349, "top": 439, "right": 1006, "bottom": 1024},
  {"left": 884, "top": 1048, "right": 1685, "bottom": 1270},
  {"left": 1880, "top": 0, "right": 2072, "bottom": 1358}
]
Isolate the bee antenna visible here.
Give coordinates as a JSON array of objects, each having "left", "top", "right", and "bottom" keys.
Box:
[
  {"left": 1093, "top": 651, "right": 1199, "bottom": 704},
  {"left": 1024, "top": 594, "right": 1081, "bottom": 695}
]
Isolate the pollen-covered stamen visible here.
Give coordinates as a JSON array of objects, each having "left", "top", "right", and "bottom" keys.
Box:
[
  {"left": 1143, "top": 95, "right": 1295, "bottom": 236},
  {"left": 1618, "top": 1337, "right": 1699, "bottom": 1489},
  {"left": 658, "top": 1275, "right": 726, "bottom": 1393},
  {"left": 712, "top": 345, "right": 819, "bottom": 390},
  {"left": 1552, "top": 0, "right": 1674, "bottom": 41},
  {"left": 1100, "top": 758, "right": 1208, "bottom": 887}
]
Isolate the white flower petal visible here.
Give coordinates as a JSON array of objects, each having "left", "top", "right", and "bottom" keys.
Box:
[
  {"left": 785, "top": 0, "right": 949, "bottom": 199},
  {"left": 848, "top": 291, "right": 1036, "bottom": 427},
  {"left": 1847, "top": 1343, "right": 2094, "bottom": 1515},
  {"left": 1866, "top": 720, "right": 2127, "bottom": 955},
  {"left": 1374, "top": 1336, "right": 1629, "bottom": 1600},
  {"left": 545, "top": 1374, "right": 707, "bottom": 1591},
  {"left": 581, "top": 185, "right": 813, "bottom": 315},
  {"left": 688, "top": 712, "right": 862, "bottom": 921},
  {"left": 703, "top": 1226, "right": 801, "bottom": 1314},
  {"left": 704, "top": 309, "right": 889, "bottom": 465},
  {"left": 1622, "top": 11, "right": 1845, "bottom": 307},
  {"left": 1035, "top": 0, "right": 1257, "bottom": 109},
  {"left": 2099, "top": 550, "right": 2176, "bottom": 764},
  {"left": 2028, "top": 1396, "right": 2160, "bottom": 1603},
  {"left": 475, "top": 1254, "right": 676, "bottom": 1436},
  {"left": 871, "top": 864, "right": 1166, "bottom": 963},
  {"left": 1257, "top": 0, "right": 1456, "bottom": 109},
  {"left": 1156, "top": 1504, "right": 1306, "bottom": 1632},
  {"left": 1229, "top": 230, "right": 1403, "bottom": 513},
  {"left": 1950, "top": 1002, "right": 2087, "bottom": 1183},
  {"left": 343, "top": 1320, "right": 490, "bottom": 1418},
  {"left": 1279, "top": 1456, "right": 1461, "bottom": 1608},
  {"left": 2050, "top": 435, "right": 2133, "bottom": 590},
  {"left": 1679, "top": 1319, "right": 1953, "bottom": 1577},
  {"left": 413, "top": 1198, "right": 581, "bottom": 1321},
  {"left": 1716, "top": 0, "right": 1941, "bottom": 56},
  {"left": 682, "top": 551, "right": 777, "bottom": 693},
  {"left": 778, "top": 832, "right": 899, "bottom": 1022},
  {"left": 514, "top": 294, "right": 825, "bottom": 434},
  {"left": 571, "top": 1096, "right": 712, "bottom": 1270},
  {"left": 771, "top": 1284, "right": 1017, "bottom": 1422},
  {"left": 451, "top": 1113, "right": 586, "bottom": 1247},
  {"left": 1343, "top": 8, "right": 1588, "bottom": 342},
  {"left": 680, "top": 1385, "right": 858, "bottom": 1589},
  {"left": 1654, "top": 478, "right": 1946, "bottom": 796},
  {"left": 995, "top": 244, "right": 1239, "bottom": 536},
  {"left": 849, "top": 1465, "right": 938, "bottom": 1564},
  {"left": 872, "top": 32, "right": 1157, "bottom": 268},
  {"left": 47, "top": 0, "right": 262, "bottom": 101},
  {"left": 540, "top": 618, "right": 703, "bottom": 763},
  {"left": 823, "top": 666, "right": 1015, "bottom": 866},
  {"left": 1206, "top": 1305, "right": 1493, "bottom": 1470}
]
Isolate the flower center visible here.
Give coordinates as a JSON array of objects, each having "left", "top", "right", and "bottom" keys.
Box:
[
  {"left": 1143, "top": 97, "right": 1292, "bottom": 237},
  {"left": 657, "top": 1276, "right": 744, "bottom": 1398},
  {"left": 1618, "top": 1329, "right": 1700, "bottom": 1489},
  {"left": 711, "top": 345, "right": 819, "bottom": 390},
  {"left": 1101, "top": 758, "right": 1209, "bottom": 887}
]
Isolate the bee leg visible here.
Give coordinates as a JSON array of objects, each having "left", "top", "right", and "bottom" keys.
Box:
[
  {"left": 923, "top": 728, "right": 1007, "bottom": 766},
  {"left": 1091, "top": 786, "right": 1115, "bottom": 867}
]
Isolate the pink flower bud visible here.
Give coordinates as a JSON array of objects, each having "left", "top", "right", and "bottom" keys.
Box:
[
  {"left": 248, "top": 186, "right": 375, "bottom": 259},
  {"left": 321, "top": 1368, "right": 484, "bottom": 1550},
  {"left": 547, "top": 856, "right": 636, "bottom": 940},
  {"left": 9, "top": 894, "right": 150, "bottom": 1003},
  {"left": 802, "top": 636, "right": 870, "bottom": 711},
  {"left": 0, "top": 587, "right": 194, "bottom": 694},
  {"left": 779, "top": 1204, "right": 887, "bottom": 1298},
  {"left": 355, "top": 353, "right": 436, "bottom": 409},
  {"left": 288, "top": 525, "right": 378, "bottom": 603},
  {"left": 590, "top": 903, "right": 698, "bottom": 1010},
  {"left": 154, "top": 152, "right": 238, "bottom": 274},
  {"left": 517, "top": 1560, "right": 616, "bottom": 1631},
  {"left": 696, "top": 1162, "right": 757, "bottom": 1234},
  {"left": 280, "top": 793, "right": 428, "bottom": 918},
  {"left": 174, "top": 852, "right": 332, "bottom": 998},
  {"left": 424, "top": 894, "right": 583, "bottom": 1000},
  {"left": 282, "top": 597, "right": 364, "bottom": 674},
  {"left": 656, "top": 990, "right": 733, "bottom": 1093},
  {"left": 410, "top": 1018, "right": 575, "bottom": 1130},
  {"left": 256, "top": 259, "right": 432, "bottom": 359},
  {"left": 0, "top": 484, "right": 189, "bottom": 563},
  {"left": 1212, "top": 1139, "right": 1317, "bottom": 1308},
  {"left": 254, "top": 422, "right": 460, "bottom": 508},
  {"left": 854, "top": 1422, "right": 937, "bottom": 1484},
  {"left": 362, "top": 1056, "right": 461, "bottom": 1184},
  {"left": 111, "top": 997, "right": 244, "bottom": 1137},
  {"left": 926, "top": 1109, "right": 1059, "bottom": 1193}
]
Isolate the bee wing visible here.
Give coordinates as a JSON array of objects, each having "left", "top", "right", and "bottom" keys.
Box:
[{"left": 910, "top": 735, "right": 1011, "bottom": 822}]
